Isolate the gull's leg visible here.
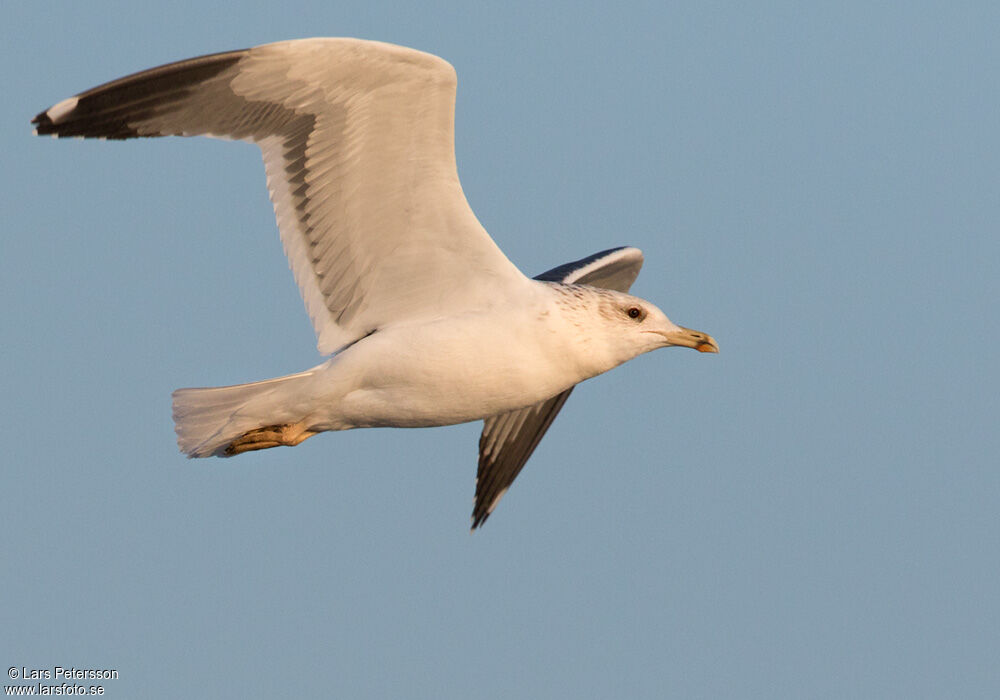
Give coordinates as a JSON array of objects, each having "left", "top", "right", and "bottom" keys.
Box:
[{"left": 224, "top": 423, "right": 316, "bottom": 456}]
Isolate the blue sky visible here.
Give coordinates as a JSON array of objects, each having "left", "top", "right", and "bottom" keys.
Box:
[{"left": 3, "top": 2, "right": 998, "bottom": 698}]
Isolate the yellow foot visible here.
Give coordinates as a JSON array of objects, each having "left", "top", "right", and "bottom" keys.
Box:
[{"left": 224, "top": 423, "right": 316, "bottom": 456}]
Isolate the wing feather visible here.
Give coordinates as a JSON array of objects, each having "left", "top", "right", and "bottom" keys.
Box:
[{"left": 33, "top": 38, "right": 526, "bottom": 354}]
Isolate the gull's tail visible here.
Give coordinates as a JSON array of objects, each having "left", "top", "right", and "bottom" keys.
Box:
[{"left": 172, "top": 368, "right": 319, "bottom": 458}]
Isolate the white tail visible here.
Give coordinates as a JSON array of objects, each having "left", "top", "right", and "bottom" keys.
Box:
[{"left": 172, "top": 369, "right": 317, "bottom": 458}]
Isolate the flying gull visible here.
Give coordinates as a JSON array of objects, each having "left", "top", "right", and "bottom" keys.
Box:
[{"left": 32, "top": 38, "right": 718, "bottom": 528}]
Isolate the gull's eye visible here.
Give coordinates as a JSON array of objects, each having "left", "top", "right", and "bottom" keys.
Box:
[{"left": 627, "top": 306, "right": 644, "bottom": 320}]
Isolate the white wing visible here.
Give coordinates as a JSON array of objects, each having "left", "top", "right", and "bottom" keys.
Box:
[
  {"left": 472, "top": 247, "right": 644, "bottom": 528},
  {"left": 33, "top": 38, "right": 527, "bottom": 353}
]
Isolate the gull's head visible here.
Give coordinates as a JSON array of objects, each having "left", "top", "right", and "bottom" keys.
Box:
[
  {"left": 548, "top": 284, "right": 718, "bottom": 375},
  {"left": 584, "top": 288, "right": 719, "bottom": 365}
]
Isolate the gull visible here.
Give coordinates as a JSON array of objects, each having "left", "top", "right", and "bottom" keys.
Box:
[{"left": 32, "top": 38, "right": 718, "bottom": 528}]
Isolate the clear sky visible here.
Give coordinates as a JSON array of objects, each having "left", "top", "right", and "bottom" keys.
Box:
[{"left": 4, "top": 2, "right": 998, "bottom": 698}]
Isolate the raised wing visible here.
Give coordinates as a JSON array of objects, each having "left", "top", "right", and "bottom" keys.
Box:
[
  {"left": 472, "top": 246, "right": 644, "bottom": 528},
  {"left": 33, "top": 38, "right": 526, "bottom": 354}
]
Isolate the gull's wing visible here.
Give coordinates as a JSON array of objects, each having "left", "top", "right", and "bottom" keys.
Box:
[
  {"left": 32, "top": 38, "right": 526, "bottom": 354},
  {"left": 472, "top": 247, "right": 644, "bottom": 529}
]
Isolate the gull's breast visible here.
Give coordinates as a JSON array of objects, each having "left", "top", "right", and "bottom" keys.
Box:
[{"left": 324, "top": 303, "right": 590, "bottom": 429}]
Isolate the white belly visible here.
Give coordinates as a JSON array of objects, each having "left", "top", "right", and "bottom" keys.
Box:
[{"left": 309, "top": 307, "right": 593, "bottom": 430}]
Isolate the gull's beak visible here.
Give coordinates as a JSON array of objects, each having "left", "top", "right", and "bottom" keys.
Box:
[{"left": 657, "top": 326, "right": 719, "bottom": 353}]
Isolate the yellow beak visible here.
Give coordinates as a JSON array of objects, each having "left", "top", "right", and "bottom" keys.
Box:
[{"left": 658, "top": 327, "right": 719, "bottom": 353}]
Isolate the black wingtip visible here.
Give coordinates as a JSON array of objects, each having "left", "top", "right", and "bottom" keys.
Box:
[
  {"left": 30, "top": 49, "right": 246, "bottom": 141},
  {"left": 470, "top": 513, "right": 490, "bottom": 531},
  {"left": 31, "top": 108, "right": 51, "bottom": 132}
]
